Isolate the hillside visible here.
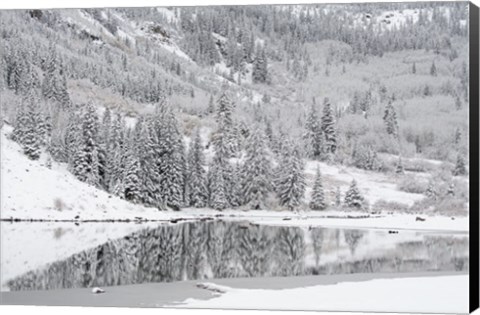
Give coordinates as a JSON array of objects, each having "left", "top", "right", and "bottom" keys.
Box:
[{"left": 0, "top": 3, "right": 470, "bottom": 222}]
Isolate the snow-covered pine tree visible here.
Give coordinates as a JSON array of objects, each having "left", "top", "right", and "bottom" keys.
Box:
[
  {"left": 37, "top": 109, "right": 52, "bottom": 146},
  {"left": 412, "top": 62, "right": 416, "bottom": 74},
  {"left": 41, "top": 43, "right": 58, "bottom": 100},
  {"left": 138, "top": 119, "right": 163, "bottom": 208},
  {"left": 55, "top": 63, "right": 71, "bottom": 108},
  {"left": 383, "top": 99, "right": 399, "bottom": 137},
  {"left": 98, "top": 108, "right": 111, "bottom": 189},
  {"left": 73, "top": 103, "right": 100, "bottom": 185},
  {"left": 208, "top": 144, "right": 229, "bottom": 210},
  {"left": 214, "top": 91, "right": 237, "bottom": 157},
  {"left": 209, "top": 161, "right": 229, "bottom": 210},
  {"left": 156, "top": 108, "right": 185, "bottom": 210},
  {"left": 241, "top": 128, "right": 272, "bottom": 209},
  {"left": 310, "top": 166, "right": 326, "bottom": 210},
  {"left": 11, "top": 97, "right": 28, "bottom": 144},
  {"left": 304, "top": 103, "right": 324, "bottom": 160},
  {"left": 453, "top": 154, "right": 467, "bottom": 176},
  {"left": 321, "top": 98, "right": 337, "bottom": 155},
  {"left": 344, "top": 179, "right": 364, "bottom": 209},
  {"left": 108, "top": 114, "right": 126, "bottom": 193},
  {"left": 277, "top": 145, "right": 306, "bottom": 211},
  {"left": 21, "top": 91, "right": 42, "bottom": 160},
  {"left": 123, "top": 149, "right": 142, "bottom": 203},
  {"left": 187, "top": 129, "right": 208, "bottom": 208},
  {"left": 86, "top": 146, "right": 101, "bottom": 187},
  {"left": 252, "top": 44, "right": 268, "bottom": 84}
]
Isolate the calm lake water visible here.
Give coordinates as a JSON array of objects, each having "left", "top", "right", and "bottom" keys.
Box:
[{"left": 4, "top": 220, "right": 469, "bottom": 291}]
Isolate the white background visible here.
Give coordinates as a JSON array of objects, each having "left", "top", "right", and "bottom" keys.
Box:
[{"left": 0, "top": 0, "right": 478, "bottom": 315}]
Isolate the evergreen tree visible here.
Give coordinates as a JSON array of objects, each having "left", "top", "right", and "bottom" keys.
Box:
[
  {"left": 214, "top": 91, "right": 237, "bottom": 157},
  {"left": 73, "top": 103, "right": 100, "bottom": 185},
  {"left": 453, "top": 154, "right": 467, "bottom": 176},
  {"left": 277, "top": 146, "right": 306, "bottom": 211},
  {"left": 241, "top": 128, "right": 272, "bottom": 209},
  {"left": 138, "top": 119, "right": 163, "bottom": 208},
  {"left": 344, "top": 179, "right": 364, "bottom": 209},
  {"left": 42, "top": 43, "right": 58, "bottom": 100},
  {"left": 20, "top": 91, "right": 42, "bottom": 160},
  {"left": 252, "top": 44, "right": 268, "bottom": 84},
  {"left": 188, "top": 129, "right": 208, "bottom": 208},
  {"left": 11, "top": 98, "right": 28, "bottom": 144},
  {"left": 321, "top": 98, "right": 337, "bottom": 155},
  {"left": 87, "top": 146, "right": 101, "bottom": 186},
  {"left": 412, "top": 62, "right": 416, "bottom": 74},
  {"left": 208, "top": 133, "right": 230, "bottom": 210},
  {"left": 156, "top": 109, "right": 185, "bottom": 210},
  {"left": 310, "top": 166, "right": 326, "bottom": 210},
  {"left": 123, "top": 150, "right": 142, "bottom": 203},
  {"left": 383, "top": 99, "right": 399, "bottom": 137},
  {"left": 108, "top": 114, "right": 126, "bottom": 193},
  {"left": 304, "top": 104, "right": 323, "bottom": 159}
]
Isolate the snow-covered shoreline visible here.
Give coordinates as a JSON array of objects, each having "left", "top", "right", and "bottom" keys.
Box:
[
  {"left": 1, "top": 126, "right": 468, "bottom": 233},
  {"left": 178, "top": 274, "right": 469, "bottom": 314},
  {"left": 1, "top": 272, "right": 468, "bottom": 314}
]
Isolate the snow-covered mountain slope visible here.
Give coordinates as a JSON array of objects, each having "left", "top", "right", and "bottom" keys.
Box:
[{"left": 0, "top": 125, "right": 162, "bottom": 221}]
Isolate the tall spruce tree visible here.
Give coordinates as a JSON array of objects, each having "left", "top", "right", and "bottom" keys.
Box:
[
  {"left": 252, "top": 44, "right": 268, "bottom": 84},
  {"left": 73, "top": 103, "right": 100, "bottom": 185},
  {"left": 241, "top": 128, "right": 272, "bottom": 209},
  {"left": 277, "top": 146, "right": 306, "bottom": 211},
  {"left": 304, "top": 104, "right": 323, "bottom": 159},
  {"left": 154, "top": 107, "right": 185, "bottom": 210},
  {"left": 188, "top": 129, "right": 208, "bottom": 208},
  {"left": 453, "top": 154, "right": 467, "bottom": 176},
  {"left": 20, "top": 91, "right": 42, "bottom": 160},
  {"left": 310, "top": 166, "right": 327, "bottom": 210},
  {"left": 344, "top": 179, "right": 364, "bottom": 209},
  {"left": 208, "top": 134, "right": 230, "bottom": 211},
  {"left": 138, "top": 119, "right": 163, "bottom": 208},
  {"left": 321, "top": 98, "right": 337, "bottom": 155},
  {"left": 214, "top": 91, "right": 237, "bottom": 157},
  {"left": 123, "top": 147, "right": 142, "bottom": 203},
  {"left": 383, "top": 99, "right": 399, "bottom": 137}
]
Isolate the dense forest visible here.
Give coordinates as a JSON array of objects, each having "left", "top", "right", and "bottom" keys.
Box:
[{"left": 0, "top": 2, "right": 470, "bottom": 214}]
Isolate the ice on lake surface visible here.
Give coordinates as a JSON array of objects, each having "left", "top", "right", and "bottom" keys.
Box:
[{"left": 2, "top": 220, "right": 469, "bottom": 291}]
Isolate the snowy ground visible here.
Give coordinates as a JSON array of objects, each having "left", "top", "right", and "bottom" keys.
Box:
[
  {"left": 1, "top": 272, "right": 467, "bottom": 313},
  {"left": 178, "top": 274, "right": 468, "bottom": 314},
  {"left": 0, "top": 127, "right": 468, "bottom": 232}
]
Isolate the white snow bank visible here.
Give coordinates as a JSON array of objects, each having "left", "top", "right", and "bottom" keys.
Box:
[{"left": 180, "top": 275, "right": 468, "bottom": 314}]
